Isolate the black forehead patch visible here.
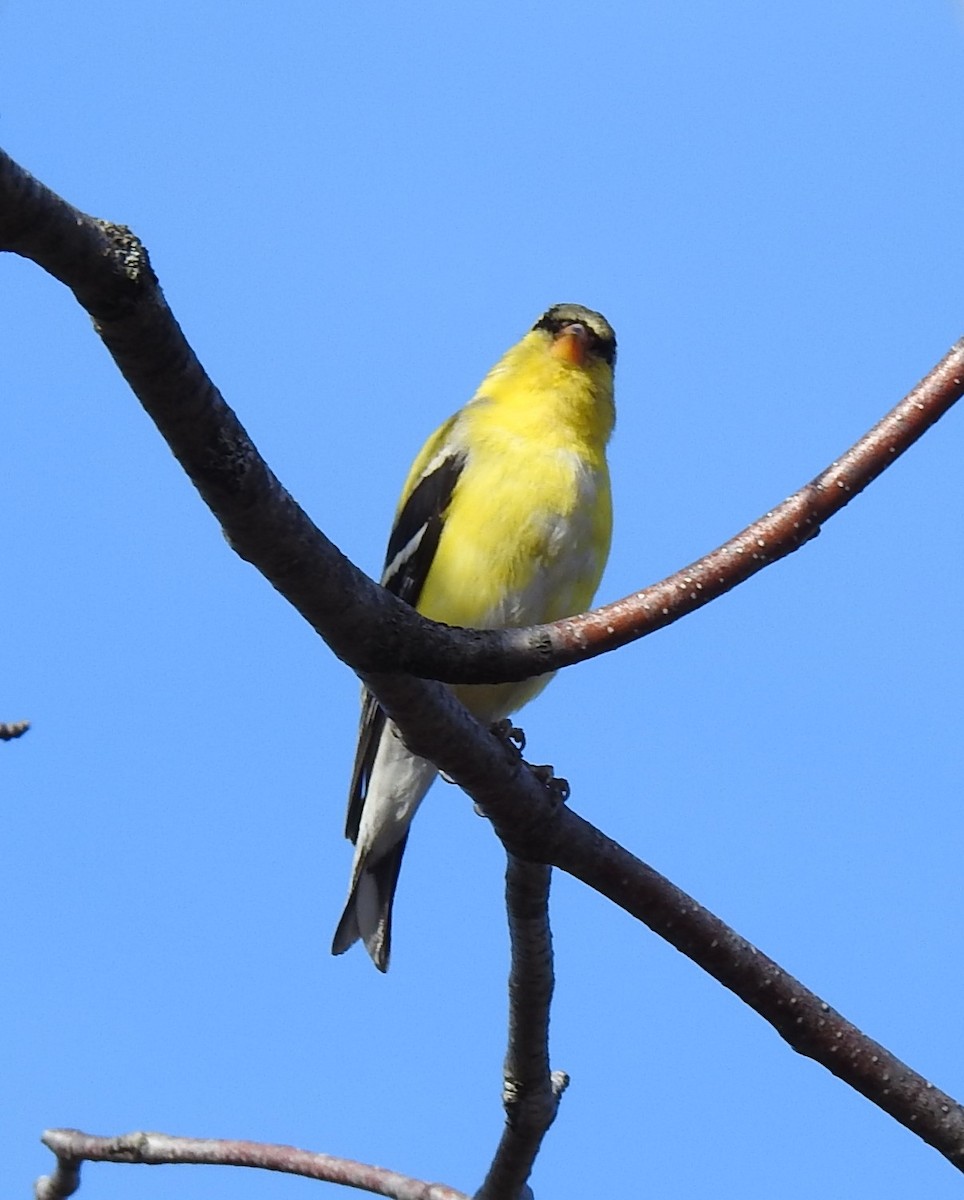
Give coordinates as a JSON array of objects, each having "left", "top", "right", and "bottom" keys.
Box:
[{"left": 533, "top": 304, "right": 617, "bottom": 366}]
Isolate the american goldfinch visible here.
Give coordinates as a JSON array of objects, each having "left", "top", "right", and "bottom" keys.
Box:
[{"left": 332, "top": 303, "right": 617, "bottom": 971}]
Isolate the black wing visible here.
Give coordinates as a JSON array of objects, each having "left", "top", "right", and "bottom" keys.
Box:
[{"left": 343, "top": 447, "right": 467, "bottom": 842}]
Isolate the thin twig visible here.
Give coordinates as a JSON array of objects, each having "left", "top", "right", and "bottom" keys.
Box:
[
  {"left": 35, "top": 1129, "right": 469, "bottom": 1200},
  {"left": 476, "top": 854, "right": 566, "bottom": 1200}
]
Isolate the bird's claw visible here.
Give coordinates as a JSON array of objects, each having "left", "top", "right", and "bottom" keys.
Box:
[
  {"left": 490, "top": 717, "right": 526, "bottom": 756},
  {"left": 530, "top": 763, "right": 571, "bottom": 804}
]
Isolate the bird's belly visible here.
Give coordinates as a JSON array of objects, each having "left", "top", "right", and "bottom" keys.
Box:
[{"left": 418, "top": 451, "right": 608, "bottom": 720}]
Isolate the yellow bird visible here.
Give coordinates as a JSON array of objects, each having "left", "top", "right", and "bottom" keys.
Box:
[{"left": 332, "top": 303, "right": 617, "bottom": 970}]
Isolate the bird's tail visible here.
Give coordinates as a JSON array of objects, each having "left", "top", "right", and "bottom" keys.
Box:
[{"left": 331, "top": 835, "right": 409, "bottom": 972}]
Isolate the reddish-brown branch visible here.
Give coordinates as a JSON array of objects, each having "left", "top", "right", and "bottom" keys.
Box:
[
  {"left": 35, "top": 1130, "right": 469, "bottom": 1200},
  {"left": 2, "top": 147, "right": 961, "bottom": 689},
  {"left": 551, "top": 336, "right": 964, "bottom": 662}
]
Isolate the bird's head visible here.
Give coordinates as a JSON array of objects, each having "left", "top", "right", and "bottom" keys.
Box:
[
  {"left": 532, "top": 303, "right": 617, "bottom": 374},
  {"left": 521, "top": 303, "right": 617, "bottom": 438},
  {"left": 473, "top": 303, "right": 617, "bottom": 444}
]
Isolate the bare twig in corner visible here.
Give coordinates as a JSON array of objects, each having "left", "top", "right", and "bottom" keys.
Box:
[
  {"left": 35, "top": 1129, "right": 470, "bottom": 1200},
  {"left": 476, "top": 852, "right": 566, "bottom": 1200}
]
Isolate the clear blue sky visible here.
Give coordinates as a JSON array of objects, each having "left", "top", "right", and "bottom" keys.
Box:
[{"left": 3, "top": 3, "right": 964, "bottom": 1197}]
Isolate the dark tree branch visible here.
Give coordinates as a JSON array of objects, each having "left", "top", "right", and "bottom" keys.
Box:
[
  {"left": 35, "top": 1129, "right": 469, "bottom": 1200},
  {"left": 368, "top": 672, "right": 964, "bottom": 1172},
  {"left": 476, "top": 855, "right": 566, "bottom": 1200},
  {"left": 0, "top": 719, "right": 30, "bottom": 740},
  {"left": 2, "top": 147, "right": 962, "bottom": 689},
  {"left": 551, "top": 817, "right": 964, "bottom": 1170},
  {"left": 0, "top": 147, "right": 413, "bottom": 680}
]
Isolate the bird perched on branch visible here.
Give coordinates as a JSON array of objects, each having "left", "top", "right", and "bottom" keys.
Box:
[{"left": 332, "top": 303, "right": 617, "bottom": 970}]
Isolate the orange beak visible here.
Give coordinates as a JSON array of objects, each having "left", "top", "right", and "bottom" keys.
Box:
[{"left": 551, "top": 322, "right": 589, "bottom": 367}]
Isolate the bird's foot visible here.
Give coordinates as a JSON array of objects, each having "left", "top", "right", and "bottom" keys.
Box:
[
  {"left": 529, "top": 762, "right": 570, "bottom": 804},
  {"left": 490, "top": 717, "right": 526, "bottom": 756}
]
